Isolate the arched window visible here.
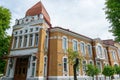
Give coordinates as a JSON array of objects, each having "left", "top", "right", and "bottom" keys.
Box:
[{"left": 80, "top": 42, "right": 85, "bottom": 55}]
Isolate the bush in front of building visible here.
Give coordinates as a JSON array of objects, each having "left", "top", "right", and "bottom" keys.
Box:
[
  {"left": 102, "top": 65, "right": 115, "bottom": 80},
  {"left": 86, "top": 64, "right": 100, "bottom": 80}
]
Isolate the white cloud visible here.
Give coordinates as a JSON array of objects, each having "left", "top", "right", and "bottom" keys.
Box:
[{"left": 0, "top": 0, "right": 114, "bottom": 40}]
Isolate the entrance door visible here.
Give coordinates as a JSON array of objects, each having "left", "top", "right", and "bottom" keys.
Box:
[{"left": 14, "top": 57, "right": 29, "bottom": 80}]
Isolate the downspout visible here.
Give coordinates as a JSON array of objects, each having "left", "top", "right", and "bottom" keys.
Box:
[{"left": 47, "top": 28, "right": 50, "bottom": 80}]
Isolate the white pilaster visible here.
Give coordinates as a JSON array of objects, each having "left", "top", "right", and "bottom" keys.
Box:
[
  {"left": 21, "top": 36, "right": 24, "bottom": 48},
  {"left": 27, "top": 35, "right": 30, "bottom": 47},
  {"left": 16, "top": 36, "right": 19, "bottom": 48},
  {"left": 11, "top": 37, "right": 14, "bottom": 49},
  {"left": 32, "top": 34, "right": 35, "bottom": 46}
]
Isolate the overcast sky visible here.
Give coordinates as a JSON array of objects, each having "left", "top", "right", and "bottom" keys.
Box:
[{"left": 0, "top": 0, "right": 114, "bottom": 40}]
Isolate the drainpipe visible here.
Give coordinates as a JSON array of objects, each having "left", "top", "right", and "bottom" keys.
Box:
[{"left": 46, "top": 28, "right": 51, "bottom": 80}]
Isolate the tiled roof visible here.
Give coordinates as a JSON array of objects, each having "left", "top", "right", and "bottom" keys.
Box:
[{"left": 25, "top": 1, "right": 51, "bottom": 26}]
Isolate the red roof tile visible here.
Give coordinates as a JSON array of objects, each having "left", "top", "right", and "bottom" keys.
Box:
[{"left": 26, "top": 1, "right": 51, "bottom": 26}]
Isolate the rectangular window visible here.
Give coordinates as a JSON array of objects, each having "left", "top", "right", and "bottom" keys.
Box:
[
  {"left": 104, "top": 49, "right": 108, "bottom": 59},
  {"left": 19, "top": 36, "right": 22, "bottom": 48},
  {"left": 112, "top": 51, "right": 116, "bottom": 60},
  {"left": 96, "top": 62, "right": 101, "bottom": 72},
  {"left": 63, "top": 37, "right": 67, "bottom": 50},
  {"left": 35, "top": 34, "right": 39, "bottom": 46},
  {"left": 80, "top": 42, "right": 85, "bottom": 55},
  {"left": 44, "top": 57, "right": 47, "bottom": 76},
  {"left": 82, "top": 61, "right": 86, "bottom": 72},
  {"left": 23, "top": 35, "right": 27, "bottom": 47},
  {"left": 63, "top": 58, "right": 68, "bottom": 72},
  {"left": 31, "top": 56, "right": 36, "bottom": 77},
  {"left": 13, "top": 37, "right": 17, "bottom": 48},
  {"left": 29, "top": 34, "right": 33, "bottom": 46},
  {"left": 87, "top": 45, "right": 92, "bottom": 57},
  {"left": 73, "top": 40, "right": 77, "bottom": 51}
]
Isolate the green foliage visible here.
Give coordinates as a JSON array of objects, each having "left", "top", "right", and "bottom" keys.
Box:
[
  {"left": 105, "top": 0, "right": 120, "bottom": 41},
  {"left": 102, "top": 65, "right": 115, "bottom": 77},
  {"left": 114, "top": 66, "right": 120, "bottom": 75},
  {"left": 67, "top": 49, "right": 83, "bottom": 67},
  {"left": 0, "top": 36, "right": 11, "bottom": 74},
  {"left": 86, "top": 64, "right": 100, "bottom": 77},
  {"left": 0, "top": 6, "right": 11, "bottom": 74},
  {"left": 0, "top": 6, "right": 11, "bottom": 41}
]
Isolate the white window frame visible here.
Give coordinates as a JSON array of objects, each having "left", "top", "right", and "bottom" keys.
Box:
[
  {"left": 80, "top": 41, "right": 86, "bottom": 56},
  {"left": 96, "top": 44, "right": 103, "bottom": 58},
  {"left": 44, "top": 56, "right": 47, "bottom": 77},
  {"left": 62, "top": 36, "right": 68, "bottom": 52},
  {"left": 82, "top": 60, "right": 87, "bottom": 75},
  {"left": 29, "top": 34, "right": 33, "bottom": 46},
  {"left": 112, "top": 51, "right": 116, "bottom": 60},
  {"left": 35, "top": 33, "right": 39, "bottom": 46},
  {"left": 104, "top": 48, "right": 108, "bottom": 60},
  {"left": 96, "top": 61, "right": 102, "bottom": 72},
  {"left": 87, "top": 44, "right": 92, "bottom": 57},
  {"left": 89, "top": 60, "right": 94, "bottom": 65},
  {"left": 31, "top": 56, "right": 37, "bottom": 77},
  {"left": 63, "top": 56, "right": 69, "bottom": 76},
  {"left": 72, "top": 39, "right": 78, "bottom": 51}
]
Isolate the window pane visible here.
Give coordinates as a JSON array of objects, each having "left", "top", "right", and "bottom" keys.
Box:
[{"left": 63, "top": 58, "right": 67, "bottom": 72}]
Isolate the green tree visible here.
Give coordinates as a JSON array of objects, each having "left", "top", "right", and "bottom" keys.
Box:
[
  {"left": 0, "top": 6, "right": 11, "bottom": 74},
  {"left": 67, "top": 49, "right": 83, "bottom": 80},
  {"left": 102, "top": 66, "right": 115, "bottom": 80},
  {"left": 105, "top": 0, "right": 120, "bottom": 41},
  {"left": 86, "top": 64, "right": 100, "bottom": 80},
  {"left": 114, "top": 66, "right": 120, "bottom": 78}
]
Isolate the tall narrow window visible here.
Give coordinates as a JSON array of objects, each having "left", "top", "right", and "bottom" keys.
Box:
[
  {"left": 97, "top": 46, "right": 102, "bottom": 58},
  {"left": 62, "top": 37, "right": 67, "bottom": 50},
  {"left": 82, "top": 61, "right": 87, "bottom": 73},
  {"left": 19, "top": 36, "right": 22, "bottom": 48},
  {"left": 96, "top": 61, "right": 101, "bottom": 72},
  {"left": 44, "top": 57, "right": 47, "bottom": 76},
  {"left": 23, "top": 35, "right": 27, "bottom": 47},
  {"left": 87, "top": 44, "right": 92, "bottom": 57},
  {"left": 104, "top": 48, "right": 108, "bottom": 59},
  {"left": 112, "top": 51, "right": 116, "bottom": 60},
  {"left": 13, "top": 37, "right": 17, "bottom": 48},
  {"left": 35, "top": 34, "right": 39, "bottom": 46},
  {"left": 73, "top": 40, "right": 78, "bottom": 51},
  {"left": 63, "top": 58, "right": 68, "bottom": 72},
  {"left": 29, "top": 34, "right": 33, "bottom": 46},
  {"left": 80, "top": 42, "right": 85, "bottom": 55},
  {"left": 31, "top": 56, "right": 36, "bottom": 77}
]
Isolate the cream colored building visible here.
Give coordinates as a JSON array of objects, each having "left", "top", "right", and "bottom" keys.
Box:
[{"left": 2, "top": 1, "right": 120, "bottom": 80}]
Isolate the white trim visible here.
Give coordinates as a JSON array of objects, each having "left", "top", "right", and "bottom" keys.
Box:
[
  {"left": 43, "top": 56, "right": 48, "bottom": 77},
  {"left": 62, "top": 56, "right": 69, "bottom": 76},
  {"left": 96, "top": 61, "right": 102, "bottom": 73},
  {"left": 62, "top": 36, "right": 68, "bottom": 53},
  {"left": 72, "top": 39, "right": 78, "bottom": 51},
  {"left": 80, "top": 41, "right": 86, "bottom": 56},
  {"left": 87, "top": 43, "right": 92, "bottom": 57}
]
